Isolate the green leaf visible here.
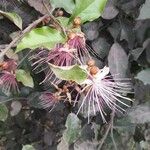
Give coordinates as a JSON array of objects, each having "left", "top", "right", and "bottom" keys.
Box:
[
  {"left": 70, "top": 0, "right": 107, "bottom": 23},
  {"left": 63, "top": 113, "right": 81, "bottom": 145},
  {"left": 57, "top": 17, "right": 72, "bottom": 28},
  {"left": 49, "top": 64, "right": 88, "bottom": 84},
  {"left": 135, "top": 68, "right": 150, "bottom": 85},
  {"left": 16, "top": 26, "right": 66, "bottom": 52},
  {"left": 0, "top": 104, "right": 8, "bottom": 122},
  {"left": 0, "top": 10, "right": 22, "bottom": 29},
  {"left": 22, "top": 145, "right": 35, "bottom": 150},
  {"left": 16, "top": 69, "right": 34, "bottom": 88},
  {"left": 50, "top": 0, "right": 75, "bottom": 13}
]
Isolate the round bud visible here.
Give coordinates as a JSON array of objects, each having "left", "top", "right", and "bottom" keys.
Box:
[
  {"left": 2, "top": 62, "right": 9, "bottom": 70},
  {"left": 57, "top": 10, "right": 64, "bottom": 16},
  {"left": 87, "top": 59, "right": 95, "bottom": 67},
  {"left": 63, "top": 85, "right": 69, "bottom": 92},
  {"left": 73, "top": 17, "right": 81, "bottom": 26},
  {"left": 68, "top": 32, "right": 76, "bottom": 39},
  {"left": 90, "top": 66, "right": 99, "bottom": 75}
]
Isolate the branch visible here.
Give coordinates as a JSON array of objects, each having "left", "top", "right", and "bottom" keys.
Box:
[
  {"left": 0, "top": 14, "right": 48, "bottom": 60},
  {"left": 110, "top": 110, "right": 118, "bottom": 150},
  {"left": 98, "top": 108, "right": 116, "bottom": 150}
]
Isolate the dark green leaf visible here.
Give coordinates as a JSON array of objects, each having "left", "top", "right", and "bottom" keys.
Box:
[
  {"left": 57, "top": 138, "right": 69, "bottom": 150},
  {"left": 0, "top": 104, "right": 8, "bottom": 122},
  {"left": 135, "top": 68, "right": 150, "bottom": 85},
  {"left": 10, "top": 101, "right": 22, "bottom": 116},
  {"left": 0, "top": 10, "right": 22, "bottom": 29},
  {"left": 28, "top": 92, "right": 44, "bottom": 109},
  {"left": 115, "top": 117, "right": 136, "bottom": 134},
  {"left": 16, "top": 69, "right": 34, "bottom": 88},
  {"left": 16, "top": 26, "right": 66, "bottom": 52},
  {"left": 63, "top": 113, "right": 81, "bottom": 145},
  {"left": 108, "top": 43, "right": 128, "bottom": 81},
  {"left": 128, "top": 104, "right": 150, "bottom": 124},
  {"left": 74, "top": 141, "right": 98, "bottom": 150},
  {"left": 137, "top": 0, "right": 150, "bottom": 20},
  {"left": 130, "top": 48, "right": 144, "bottom": 61}
]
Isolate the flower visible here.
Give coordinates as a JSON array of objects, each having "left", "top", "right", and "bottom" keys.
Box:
[
  {"left": 0, "top": 71, "right": 19, "bottom": 95},
  {"left": 29, "top": 49, "right": 49, "bottom": 73},
  {"left": 29, "top": 44, "right": 78, "bottom": 85},
  {"left": 39, "top": 91, "right": 61, "bottom": 111},
  {"left": 76, "top": 66, "right": 133, "bottom": 123},
  {"left": 67, "top": 32, "right": 91, "bottom": 64},
  {"left": 47, "top": 44, "right": 76, "bottom": 66},
  {"left": 0, "top": 59, "right": 17, "bottom": 72}
]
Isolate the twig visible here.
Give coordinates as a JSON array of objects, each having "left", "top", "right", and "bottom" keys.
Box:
[
  {"left": 98, "top": 121, "right": 112, "bottom": 149},
  {"left": 110, "top": 110, "right": 118, "bottom": 150},
  {"left": 42, "top": 0, "right": 67, "bottom": 37},
  {"left": 98, "top": 108, "right": 116, "bottom": 150},
  {"left": 0, "top": 14, "right": 48, "bottom": 60},
  {"left": 17, "top": 51, "right": 32, "bottom": 68}
]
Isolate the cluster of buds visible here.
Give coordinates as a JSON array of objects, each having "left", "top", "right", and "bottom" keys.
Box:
[
  {"left": 0, "top": 59, "right": 19, "bottom": 95},
  {"left": 30, "top": 17, "right": 133, "bottom": 123},
  {"left": 30, "top": 17, "right": 90, "bottom": 84}
]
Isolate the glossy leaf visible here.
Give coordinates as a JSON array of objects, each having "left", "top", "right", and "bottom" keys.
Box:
[
  {"left": 49, "top": 64, "right": 88, "bottom": 84},
  {"left": 16, "top": 69, "right": 34, "bottom": 88},
  {"left": 57, "top": 138, "right": 69, "bottom": 150},
  {"left": 70, "top": 0, "right": 107, "bottom": 23},
  {"left": 27, "top": 0, "right": 51, "bottom": 15},
  {"left": 108, "top": 43, "right": 128, "bottom": 80},
  {"left": 16, "top": 26, "right": 66, "bottom": 52},
  {"left": 135, "top": 68, "right": 150, "bottom": 85},
  {"left": 50, "top": 0, "right": 75, "bottom": 13},
  {"left": 128, "top": 104, "right": 150, "bottom": 124},
  {"left": 63, "top": 113, "right": 81, "bottom": 145},
  {"left": 10, "top": 101, "right": 22, "bottom": 116},
  {"left": 137, "top": 0, "right": 150, "bottom": 20},
  {"left": 0, "top": 104, "right": 8, "bottom": 122},
  {"left": 0, "top": 10, "right": 22, "bottom": 29},
  {"left": 102, "top": 6, "right": 119, "bottom": 20}
]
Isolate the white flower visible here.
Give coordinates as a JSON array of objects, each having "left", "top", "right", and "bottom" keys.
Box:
[{"left": 76, "top": 66, "right": 133, "bottom": 123}]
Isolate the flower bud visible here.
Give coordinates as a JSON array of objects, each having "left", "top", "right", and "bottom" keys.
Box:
[
  {"left": 2, "top": 62, "right": 9, "bottom": 70},
  {"left": 73, "top": 17, "right": 81, "bottom": 26},
  {"left": 67, "top": 32, "right": 76, "bottom": 40},
  {"left": 90, "top": 66, "right": 99, "bottom": 75},
  {"left": 87, "top": 59, "right": 95, "bottom": 67}
]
